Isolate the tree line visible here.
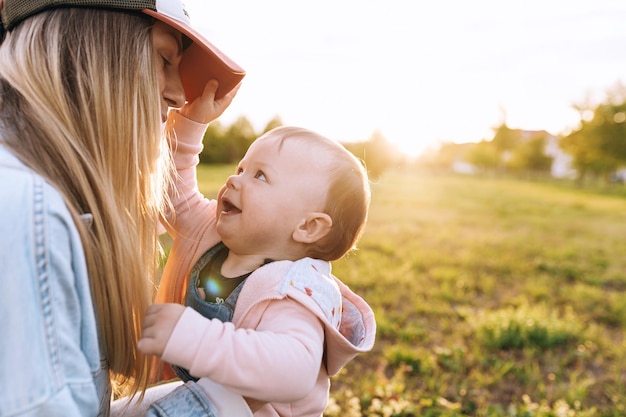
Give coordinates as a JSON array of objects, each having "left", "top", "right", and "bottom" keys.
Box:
[
  {"left": 424, "top": 82, "right": 626, "bottom": 183},
  {"left": 198, "top": 115, "right": 402, "bottom": 179}
]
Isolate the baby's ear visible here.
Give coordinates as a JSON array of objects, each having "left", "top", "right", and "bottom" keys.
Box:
[{"left": 292, "top": 212, "right": 332, "bottom": 244}]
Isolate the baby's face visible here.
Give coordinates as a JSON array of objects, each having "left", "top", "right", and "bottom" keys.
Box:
[{"left": 215, "top": 134, "right": 330, "bottom": 257}]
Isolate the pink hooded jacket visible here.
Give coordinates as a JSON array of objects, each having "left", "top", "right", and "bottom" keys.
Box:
[{"left": 156, "top": 113, "right": 376, "bottom": 416}]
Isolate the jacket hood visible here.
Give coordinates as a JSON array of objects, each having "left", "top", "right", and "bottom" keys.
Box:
[
  {"left": 324, "top": 277, "right": 376, "bottom": 375},
  {"left": 232, "top": 258, "right": 376, "bottom": 377}
]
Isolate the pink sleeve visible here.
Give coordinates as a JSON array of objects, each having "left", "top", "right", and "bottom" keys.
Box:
[
  {"left": 163, "top": 111, "right": 211, "bottom": 238},
  {"left": 156, "top": 112, "right": 221, "bottom": 304},
  {"left": 161, "top": 302, "right": 324, "bottom": 403}
]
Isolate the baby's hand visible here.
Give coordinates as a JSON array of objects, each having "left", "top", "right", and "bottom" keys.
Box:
[
  {"left": 137, "top": 303, "right": 186, "bottom": 357},
  {"left": 178, "top": 79, "right": 240, "bottom": 124}
]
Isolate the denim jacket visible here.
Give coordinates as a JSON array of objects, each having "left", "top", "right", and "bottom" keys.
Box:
[{"left": 0, "top": 145, "right": 110, "bottom": 416}]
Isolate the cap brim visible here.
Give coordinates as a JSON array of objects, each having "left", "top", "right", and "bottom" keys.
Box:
[{"left": 143, "top": 9, "right": 245, "bottom": 101}]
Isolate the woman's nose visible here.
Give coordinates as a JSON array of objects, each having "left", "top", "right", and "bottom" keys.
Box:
[{"left": 163, "top": 73, "right": 186, "bottom": 109}]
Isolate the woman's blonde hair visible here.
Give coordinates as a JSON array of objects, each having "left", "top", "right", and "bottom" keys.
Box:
[
  {"left": 0, "top": 8, "right": 171, "bottom": 396},
  {"left": 265, "top": 126, "right": 371, "bottom": 261}
]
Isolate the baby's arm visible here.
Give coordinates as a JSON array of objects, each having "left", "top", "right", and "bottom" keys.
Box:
[
  {"left": 157, "top": 81, "right": 237, "bottom": 304},
  {"left": 162, "top": 80, "right": 237, "bottom": 237},
  {"left": 141, "top": 300, "right": 325, "bottom": 403}
]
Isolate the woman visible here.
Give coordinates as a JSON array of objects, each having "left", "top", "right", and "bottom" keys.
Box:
[{"left": 0, "top": 1, "right": 243, "bottom": 415}]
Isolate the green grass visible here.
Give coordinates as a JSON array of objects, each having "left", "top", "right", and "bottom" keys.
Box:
[{"left": 192, "top": 164, "right": 626, "bottom": 416}]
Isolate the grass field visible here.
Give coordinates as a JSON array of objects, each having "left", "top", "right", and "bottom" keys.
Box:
[{"left": 194, "top": 164, "right": 626, "bottom": 416}]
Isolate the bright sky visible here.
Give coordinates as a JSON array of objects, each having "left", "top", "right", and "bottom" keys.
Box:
[{"left": 184, "top": 0, "right": 626, "bottom": 157}]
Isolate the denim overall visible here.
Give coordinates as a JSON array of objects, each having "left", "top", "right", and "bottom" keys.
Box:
[
  {"left": 172, "top": 242, "right": 247, "bottom": 382},
  {"left": 148, "top": 243, "right": 250, "bottom": 417}
]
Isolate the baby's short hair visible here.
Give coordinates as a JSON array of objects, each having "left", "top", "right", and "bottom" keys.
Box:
[{"left": 260, "top": 126, "right": 370, "bottom": 261}]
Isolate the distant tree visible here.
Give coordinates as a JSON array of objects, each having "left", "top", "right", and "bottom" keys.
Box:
[
  {"left": 561, "top": 83, "right": 626, "bottom": 182},
  {"left": 344, "top": 130, "right": 400, "bottom": 179},
  {"left": 592, "top": 102, "right": 626, "bottom": 161},
  {"left": 199, "top": 120, "right": 227, "bottom": 164},
  {"left": 465, "top": 140, "right": 500, "bottom": 171},
  {"left": 200, "top": 116, "right": 256, "bottom": 164},
  {"left": 491, "top": 123, "right": 520, "bottom": 153},
  {"left": 223, "top": 116, "right": 256, "bottom": 163},
  {"left": 560, "top": 124, "right": 620, "bottom": 183},
  {"left": 261, "top": 115, "right": 283, "bottom": 134},
  {"left": 507, "top": 133, "right": 553, "bottom": 173}
]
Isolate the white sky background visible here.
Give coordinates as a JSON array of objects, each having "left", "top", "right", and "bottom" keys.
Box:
[{"left": 184, "top": 0, "right": 626, "bottom": 157}]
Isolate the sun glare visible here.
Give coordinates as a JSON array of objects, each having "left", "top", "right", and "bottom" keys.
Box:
[{"left": 185, "top": 0, "right": 626, "bottom": 164}]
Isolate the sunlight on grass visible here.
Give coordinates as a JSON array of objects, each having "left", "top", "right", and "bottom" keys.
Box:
[
  {"left": 470, "top": 303, "right": 583, "bottom": 350},
  {"left": 190, "top": 166, "right": 626, "bottom": 416}
]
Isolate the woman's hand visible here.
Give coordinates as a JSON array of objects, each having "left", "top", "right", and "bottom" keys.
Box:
[
  {"left": 178, "top": 79, "right": 241, "bottom": 124},
  {"left": 137, "top": 303, "right": 186, "bottom": 357}
]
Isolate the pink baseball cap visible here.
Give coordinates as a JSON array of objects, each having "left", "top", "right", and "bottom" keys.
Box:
[{"left": 0, "top": 0, "right": 245, "bottom": 101}]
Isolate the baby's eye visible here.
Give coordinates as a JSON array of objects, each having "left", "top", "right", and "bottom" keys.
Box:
[
  {"left": 254, "top": 171, "right": 267, "bottom": 181},
  {"left": 236, "top": 167, "right": 244, "bottom": 175}
]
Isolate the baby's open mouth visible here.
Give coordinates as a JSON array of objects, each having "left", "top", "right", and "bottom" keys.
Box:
[{"left": 222, "top": 199, "right": 241, "bottom": 214}]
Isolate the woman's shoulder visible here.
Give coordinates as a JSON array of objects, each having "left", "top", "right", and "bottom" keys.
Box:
[
  {"left": 0, "top": 146, "right": 103, "bottom": 417},
  {"left": 0, "top": 146, "right": 73, "bottom": 221}
]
